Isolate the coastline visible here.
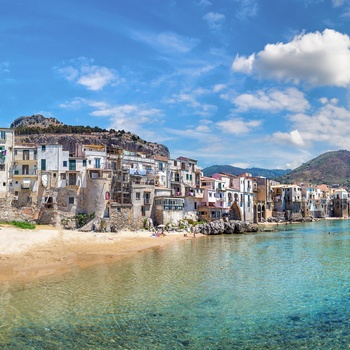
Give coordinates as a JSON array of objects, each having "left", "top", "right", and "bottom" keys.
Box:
[{"left": 0, "top": 225, "right": 201, "bottom": 284}]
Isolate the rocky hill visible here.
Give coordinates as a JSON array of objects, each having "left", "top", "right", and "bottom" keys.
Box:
[
  {"left": 11, "top": 115, "right": 62, "bottom": 128},
  {"left": 12, "top": 115, "right": 170, "bottom": 157},
  {"left": 202, "top": 164, "right": 290, "bottom": 179},
  {"left": 275, "top": 150, "right": 350, "bottom": 187}
]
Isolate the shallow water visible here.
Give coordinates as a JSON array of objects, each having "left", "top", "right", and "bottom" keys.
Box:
[{"left": 1, "top": 220, "right": 350, "bottom": 349}]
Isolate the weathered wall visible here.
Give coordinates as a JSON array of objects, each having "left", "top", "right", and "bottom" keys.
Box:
[{"left": 86, "top": 177, "right": 112, "bottom": 217}]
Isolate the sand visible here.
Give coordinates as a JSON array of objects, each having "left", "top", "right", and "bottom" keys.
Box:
[{"left": 0, "top": 225, "right": 199, "bottom": 283}]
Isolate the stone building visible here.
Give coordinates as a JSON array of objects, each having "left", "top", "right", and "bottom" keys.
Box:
[{"left": 0, "top": 128, "right": 14, "bottom": 198}]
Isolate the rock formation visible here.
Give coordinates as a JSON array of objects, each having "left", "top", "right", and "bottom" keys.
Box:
[{"left": 196, "top": 220, "right": 259, "bottom": 235}]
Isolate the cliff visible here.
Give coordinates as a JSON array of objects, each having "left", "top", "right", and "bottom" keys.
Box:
[{"left": 12, "top": 115, "right": 170, "bottom": 158}]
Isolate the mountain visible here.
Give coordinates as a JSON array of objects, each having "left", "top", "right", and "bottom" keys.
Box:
[
  {"left": 202, "top": 165, "right": 290, "bottom": 178},
  {"left": 275, "top": 150, "right": 350, "bottom": 187},
  {"left": 11, "top": 114, "right": 170, "bottom": 157}
]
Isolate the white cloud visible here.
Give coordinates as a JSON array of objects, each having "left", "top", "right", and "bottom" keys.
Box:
[
  {"left": 271, "top": 100, "right": 350, "bottom": 150},
  {"left": 166, "top": 89, "right": 217, "bottom": 116},
  {"left": 271, "top": 130, "right": 305, "bottom": 146},
  {"left": 131, "top": 30, "right": 199, "bottom": 54},
  {"left": 203, "top": 12, "right": 225, "bottom": 30},
  {"left": 332, "top": 0, "right": 345, "bottom": 7},
  {"left": 230, "top": 162, "right": 250, "bottom": 168},
  {"left": 233, "top": 87, "right": 310, "bottom": 113},
  {"left": 197, "top": 0, "right": 212, "bottom": 6},
  {"left": 213, "top": 84, "right": 226, "bottom": 93},
  {"left": 55, "top": 57, "right": 120, "bottom": 91},
  {"left": 59, "top": 97, "right": 163, "bottom": 138},
  {"left": 232, "top": 29, "right": 350, "bottom": 87},
  {"left": 234, "top": 0, "right": 258, "bottom": 20},
  {"left": 232, "top": 54, "right": 255, "bottom": 74},
  {"left": 0, "top": 62, "right": 10, "bottom": 74},
  {"left": 217, "top": 118, "right": 262, "bottom": 134}
]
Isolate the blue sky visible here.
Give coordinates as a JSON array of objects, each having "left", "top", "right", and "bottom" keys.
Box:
[{"left": 2, "top": 0, "right": 350, "bottom": 169}]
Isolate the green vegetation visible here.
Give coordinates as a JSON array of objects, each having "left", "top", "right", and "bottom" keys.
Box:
[
  {"left": 275, "top": 150, "right": 350, "bottom": 187},
  {"left": 10, "top": 221, "right": 36, "bottom": 229},
  {"left": 75, "top": 213, "right": 95, "bottom": 228},
  {"left": 15, "top": 124, "right": 108, "bottom": 135}
]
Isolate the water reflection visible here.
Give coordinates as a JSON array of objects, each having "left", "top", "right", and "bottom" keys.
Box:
[{"left": 1, "top": 220, "right": 350, "bottom": 348}]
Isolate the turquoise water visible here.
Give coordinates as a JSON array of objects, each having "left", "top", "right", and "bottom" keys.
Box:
[{"left": 1, "top": 220, "right": 350, "bottom": 349}]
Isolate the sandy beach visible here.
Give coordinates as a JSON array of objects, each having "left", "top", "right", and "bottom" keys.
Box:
[{"left": 0, "top": 225, "right": 199, "bottom": 283}]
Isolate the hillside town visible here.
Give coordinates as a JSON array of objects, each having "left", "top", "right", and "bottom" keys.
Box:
[{"left": 0, "top": 127, "right": 348, "bottom": 231}]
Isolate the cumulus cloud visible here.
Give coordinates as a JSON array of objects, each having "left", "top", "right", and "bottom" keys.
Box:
[
  {"left": 217, "top": 118, "right": 262, "bottom": 134},
  {"left": 271, "top": 100, "right": 350, "bottom": 150},
  {"left": 232, "top": 87, "right": 310, "bottom": 113},
  {"left": 232, "top": 29, "right": 350, "bottom": 87},
  {"left": 203, "top": 12, "right": 225, "bottom": 30},
  {"left": 271, "top": 130, "right": 305, "bottom": 146},
  {"left": 55, "top": 57, "right": 121, "bottom": 91}
]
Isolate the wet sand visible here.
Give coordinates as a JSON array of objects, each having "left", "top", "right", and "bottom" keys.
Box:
[{"left": 0, "top": 225, "right": 200, "bottom": 283}]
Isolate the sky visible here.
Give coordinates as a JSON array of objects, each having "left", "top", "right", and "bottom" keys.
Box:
[{"left": 2, "top": 0, "right": 350, "bottom": 170}]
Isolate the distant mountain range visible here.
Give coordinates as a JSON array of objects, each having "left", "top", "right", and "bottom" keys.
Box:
[
  {"left": 202, "top": 165, "right": 290, "bottom": 179},
  {"left": 204, "top": 150, "right": 350, "bottom": 188}
]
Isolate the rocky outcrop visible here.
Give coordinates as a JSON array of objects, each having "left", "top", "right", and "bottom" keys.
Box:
[
  {"left": 196, "top": 220, "right": 259, "bottom": 235},
  {"left": 11, "top": 115, "right": 170, "bottom": 157},
  {"left": 11, "top": 114, "right": 62, "bottom": 128}
]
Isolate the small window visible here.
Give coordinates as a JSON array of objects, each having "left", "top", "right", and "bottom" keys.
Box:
[
  {"left": 136, "top": 192, "right": 140, "bottom": 200},
  {"left": 68, "top": 197, "right": 74, "bottom": 205},
  {"left": 83, "top": 160, "right": 87, "bottom": 167},
  {"left": 42, "top": 145, "right": 46, "bottom": 151},
  {"left": 0, "top": 131, "right": 5, "bottom": 140},
  {"left": 0, "top": 164, "right": 5, "bottom": 171},
  {"left": 2, "top": 182, "right": 5, "bottom": 186},
  {"left": 63, "top": 161, "right": 67, "bottom": 167}
]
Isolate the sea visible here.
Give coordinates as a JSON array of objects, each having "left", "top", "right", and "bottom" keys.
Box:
[{"left": 1, "top": 220, "right": 350, "bottom": 349}]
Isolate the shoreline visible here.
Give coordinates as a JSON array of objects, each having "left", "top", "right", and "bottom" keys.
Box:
[{"left": 0, "top": 225, "right": 201, "bottom": 284}]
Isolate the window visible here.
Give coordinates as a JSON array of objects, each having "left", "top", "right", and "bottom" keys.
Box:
[
  {"left": 95, "top": 158, "right": 101, "bottom": 168},
  {"left": 41, "top": 159, "right": 46, "bottom": 171},
  {"left": 0, "top": 131, "right": 5, "bottom": 140},
  {"left": 14, "top": 150, "right": 17, "bottom": 156},
  {"left": 83, "top": 160, "right": 87, "bottom": 167},
  {"left": 68, "top": 197, "right": 74, "bottom": 205},
  {"left": 63, "top": 161, "right": 67, "bottom": 167},
  {"left": 60, "top": 173, "right": 66, "bottom": 180},
  {"left": 69, "top": 159, "right": 76, "bottom": 171},
  {"left": 175, "top": 173, "right": 180, "bottom": 182},
  {"left": 0, "top": 164, "right": 5, "bottom": 171},
  {"left": 23, "top": 150, "right": 29, "bottom": 160},
  {"left": 136, "top": 192, "right": 140, "bottom": 200},
  {"left": 42, "top": 145, "right": 46, "bottom": 151},
  {"left": 22, "top": 165, "right": 29, "bottom": 175}
]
